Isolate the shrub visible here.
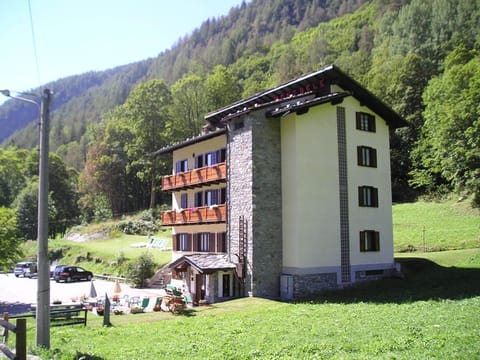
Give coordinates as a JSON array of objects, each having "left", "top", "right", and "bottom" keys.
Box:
[{"left": 127, "top": 252, "right": 156, "bottom": 288}]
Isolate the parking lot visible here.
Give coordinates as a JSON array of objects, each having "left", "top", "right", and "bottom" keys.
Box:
[{"left": 0, "top": 273, "right": 165, "bottom": 315}]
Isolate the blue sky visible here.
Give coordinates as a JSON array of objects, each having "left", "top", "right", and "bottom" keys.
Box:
[{"left": 0, "top": 0, "right": 244, "bottom": 104}]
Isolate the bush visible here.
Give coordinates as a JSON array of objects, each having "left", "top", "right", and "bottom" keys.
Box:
[
  {"left": 113, "top": 210, "right": 160, "bottom": 235},
  {"left": 127, "top": 252, "right": 156, "bottom": 288}
]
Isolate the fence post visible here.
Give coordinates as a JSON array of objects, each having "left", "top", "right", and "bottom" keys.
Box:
[
  {"left": 2, "top": 312, "right": 8, "bottom": 343},
  {"left": 15, "top": 319, "right": 26, "bottom": 360}
]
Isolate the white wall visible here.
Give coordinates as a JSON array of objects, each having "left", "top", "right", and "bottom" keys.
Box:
[
  {"left": 343, "top": 96, "right": 394, "bottom": 267},
  {"left": 281, "top": 104, "right": 341, "bottom": 269},
  {"left": 281, "top": 94, "right": 394, "bottom": 272}
]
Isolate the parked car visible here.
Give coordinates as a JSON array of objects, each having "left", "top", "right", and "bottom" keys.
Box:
[
  {"left": 14, "top": 262, "right": 37, "bottom": 278},
  {"left": 54, "top": 266, "right": 93, "bottom": 283},
  {"left": 50, "top": 264, "right": 65, "bottom": 278}
]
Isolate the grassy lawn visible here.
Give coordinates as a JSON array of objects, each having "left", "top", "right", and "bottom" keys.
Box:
[
  {"left": 9, "top": 200, "right": 478, "bottom": 359},
  {"left": 393, "top": 198, "right": 480, "bottom": 252},
  {"left": 7, "top": 249, "right": 476, "bottom": 359}
]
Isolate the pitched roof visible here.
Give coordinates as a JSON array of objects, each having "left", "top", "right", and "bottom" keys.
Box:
[
  {"left": 205, "top": 64, "right": 407, "bottom": 129},
  {"left": 153, "top": 128, "right": 226, "bottom": 156},
  {"left": 167, "top": 254, "right": 236, "bottom": 274}
]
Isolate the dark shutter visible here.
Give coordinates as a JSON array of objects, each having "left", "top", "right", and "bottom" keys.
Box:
[
  {"left": 195, "top": 192, "right": 203, "bottom": 207},
  {"left": 220, "top": 188, "right": 226, "bottom": 204},
  {"left": 358, "top": 187, "right": 364, "bottom": 206},
  {"left": 371, "top": 148, "right": 377, "bottom": 167},
  {"left": 373, "top": 188, "right": 379, "bottom": 207},
  {"left": 370, "top": 116, "right": 376, "bottom": 132},
  {"left": 374, "top": 231, "right": 380, "bottom": 251},
  {"left": 187, "top": 234, "right": 192, "bottom": 251},
  {"left": 209, "top": 233, "right": 215, "bottom": 252},
  {"left": 173, "top": 234, "right": 179, "bottom": 251},
  {"left": 192, "top": 233, "right": 199, "bottom": 251},
  {"left": 357, "top": 146, "right": 363, "bottom": 166},
  {"left": 356, "top": 112, "right": 361, "bottom": 130},
  {"left": 360, "top": 231, "right": 366, "bottom": 252}
]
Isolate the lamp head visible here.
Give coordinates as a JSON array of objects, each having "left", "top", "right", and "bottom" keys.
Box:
[{"left": 0, "top": 89, "right": 11, "bottom": 97}]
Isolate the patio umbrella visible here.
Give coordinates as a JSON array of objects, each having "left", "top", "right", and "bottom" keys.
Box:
[
  {"left": 89, "top": 280, "right": 97, "bottom": 298},
  {"left": 113, "top": 279, "right": 122, "bottom": 294}
]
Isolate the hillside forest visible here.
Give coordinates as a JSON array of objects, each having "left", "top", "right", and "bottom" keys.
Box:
[{"left": 0, "top": 0, "right": 479, "bottom": 252}]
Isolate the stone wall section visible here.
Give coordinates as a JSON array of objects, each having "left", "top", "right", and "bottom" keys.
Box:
[
  {"left": 293, "top": 273, "right": 338, "bottom": 299},
  {"left": 227, "top": 111, "right": 283, "bottom": 299},
  {"left": 251, "top": 112, "right": 283, "bottom": 298},
  {"left": 227, "top": 117, "right": 254, "bottom": 295}
]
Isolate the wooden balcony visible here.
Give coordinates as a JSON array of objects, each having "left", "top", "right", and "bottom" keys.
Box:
[
  {"left": 161, "top": 162, "right": 226, "bottom": 191},
  {"left": 161, "top": 204, "right": 226, "bottom": 226}
]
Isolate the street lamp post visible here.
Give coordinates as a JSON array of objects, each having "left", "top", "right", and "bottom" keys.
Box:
[{"left": 1, "top": 89, "right": 52, "bottom": 348}]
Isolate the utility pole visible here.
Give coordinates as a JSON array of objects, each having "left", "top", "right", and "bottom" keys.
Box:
[
  {"left": 36, "top": 88, "right": 52, "bottom": 348},
  {"left": 1, "top": 88, "right": 52, "bottom": 348}
]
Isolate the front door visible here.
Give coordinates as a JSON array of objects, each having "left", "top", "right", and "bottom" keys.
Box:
[{"left": 195, "top": 274, "right": 202, "bottom": 304}]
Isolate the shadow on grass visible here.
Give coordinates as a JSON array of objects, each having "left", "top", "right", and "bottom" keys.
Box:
[{"left": 310, "top": 258, "right": 480, "bottom": 304}]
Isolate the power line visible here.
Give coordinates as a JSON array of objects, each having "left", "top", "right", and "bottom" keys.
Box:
[{"left": 28, "top": 0, "right": 42, "bottom": 88}]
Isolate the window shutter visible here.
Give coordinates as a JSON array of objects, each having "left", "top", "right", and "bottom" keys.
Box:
[
  {"left": 370, "top": 116, "right": 376, "bottom": 132},
  {"left": 192, "top": 233, "right": 199, "bottom": 251},
  {"left": 209, "top": 233, "right": 215, "bottom": 252},
  {"left": 358, "top": 187, "right": 364, "bottom": 206},
  {"left": 187, "top": 234, "right": 192, "bottom": 251},
  {"left": 360, "top": 231, "right": 366, "bottom": 251},
  {"left": 374, "top": 231, "right": 380, "bottom": 250},
  {"left": 371, "top": 148, "right": 377, "bottom": 167},
  {"left": 357, "top": 146, "right": 362, "bottom": 166},
  {"left": 220, "top": 188, "right": 226, "bottom": 204},
  {"left": 195, "top": 192, "right": 203, "bottom": 207},
  {"left": 373, "top": 188, "right": 379, "bottom": 207},
  {"left": 181, "top": 193, "right": 188, "bottom": 209},
  {"left": 356, "top": 112, "right": 361, "bottom": 130},
  {"left": 173, "top": 234, "right": 179, "bottom": 251}
]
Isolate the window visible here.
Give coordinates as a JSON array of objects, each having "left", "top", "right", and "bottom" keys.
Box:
[
  {"left": 357, "top": 146, "right": 377, "bottom": 167},
  {"left": 177, "top": 233, "right": 190, "bottom": 251},
  {"left": 194, "top": 188, "right": 225, "bottom": 207},
  {"left": 175, "top": 159, "right": 188, "bottom": 173},
  {"left": 195, "top": 155, "right": 204, "bottom": 169},
  {"left": 222, "top": 274, "right": 231, "bottom": 297},
  {"left": 204, "top": 148, "right": 226, "bottom": 166},
  {"left": 358, "top": 186, "right": 378, "bottom": 207},
  {"left": 206, "top": 189, "right": 218, "bottom": 206},
  {"left": 219, "top": 188, "right": 226, "bottom": 204},
  {"left": 180, "top": 193, "right": 188, "bottom": 209},
  {"left": 194, "top": 191, "right": 203, "bottom": 207},
  {"left": 217, "top": 232, "right": 227, "bottom": 253},
  {"left": 199, "top": 233, "right": 210, "bottom": 252},
  {"left": 205, "top": 151, "right": 217, "bottom": 166},
  {"left": 356, "top": 112, "right": 376, "bottom": 132},
  {"left": 360, "top": 231, "right": 380, "bottom": 252}
]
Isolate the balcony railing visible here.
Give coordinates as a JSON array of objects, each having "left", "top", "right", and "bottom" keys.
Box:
[
  {"left": 161, "top": 162, "right": 226, "bottom": 191},
  {"left": 161, "top": 204, "right": 226, "bottom": 226}
]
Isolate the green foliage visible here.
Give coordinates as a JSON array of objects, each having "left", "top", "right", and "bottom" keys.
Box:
[
  {"left": 0, "top": 207, "right": 22, "bottom": 270},
  {"left": 411, "top": 47, "right": 480, "bottom": 204},
  {"left": 204, "top": 65, "right": 241, "bottom": 111},
  {"left": 127, "top": 251, "right": 157, "bottom": 288},
  {"left": 2, "top": 0, "right": 480, "bottom": 212},
  {"left": 114, "top": 210, "right": 160, "bottom": 235},
  {"left": 0, "top": 147, "right": 28, "bottom": 207}
]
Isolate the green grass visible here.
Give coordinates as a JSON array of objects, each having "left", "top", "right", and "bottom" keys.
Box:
[
  {"left": 5, "top": 250, "right": 477, "bottom": 359},
  {"left": 393, "top": 198, "right": 480, "bottom": 252},
  {"left": 22, "top": 229, "right": 172, "bottom": 277},
  {"left": 10, "top": 200, "right": 478, "bottom": 358}
]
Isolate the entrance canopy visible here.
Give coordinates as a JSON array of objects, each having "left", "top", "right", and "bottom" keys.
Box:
[{"left": 168, "top": 254, "right": 236, "bottom": 274}]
